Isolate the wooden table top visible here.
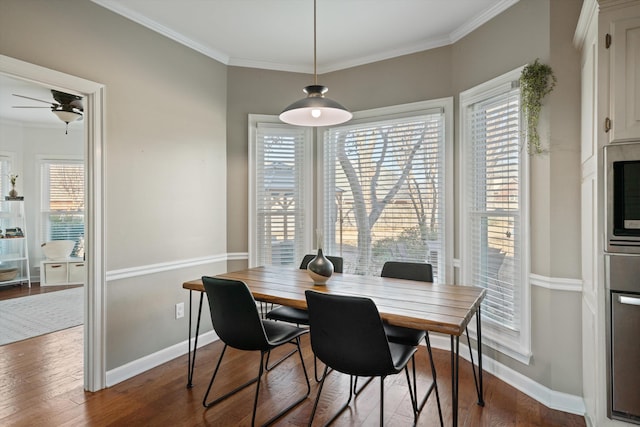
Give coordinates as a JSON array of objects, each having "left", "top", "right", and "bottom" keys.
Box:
[{"left": 183, "top": 265, "right": 486, "bottom": 336}]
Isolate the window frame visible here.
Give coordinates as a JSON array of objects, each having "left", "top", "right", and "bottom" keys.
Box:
[
  {"left": 36, "top": 154, "right": 85, "bottom": 249},
  {"left": 459, "top": 67, "right": 532, "bottom": 364},
  {"left": 317, "top": 98, "right": 454, "bottom": 282},
  {"left": 248, "top": 114, "right": 314, "bottom": 268}
]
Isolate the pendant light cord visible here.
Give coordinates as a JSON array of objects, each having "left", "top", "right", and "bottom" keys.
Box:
[{"left": 313, "top": 0, "right": 317, "bottom": 85}]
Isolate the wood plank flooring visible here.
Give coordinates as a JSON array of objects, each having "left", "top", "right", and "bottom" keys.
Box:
[{"left": 0, "top": 323, "right": 586, "bottom": 427}]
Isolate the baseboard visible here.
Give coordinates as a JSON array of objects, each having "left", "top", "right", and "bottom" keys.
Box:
[
  {"left": 429, "top": 334, "right": 586, "bottom": 417},
  {"left": 105, "top": 330, "right": 219, "bottom": 387}
]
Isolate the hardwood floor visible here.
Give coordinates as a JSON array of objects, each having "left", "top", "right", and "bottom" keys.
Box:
[
  {"left": 0, "top": 282, "right": 81, "bottom": 301},
  {"left": 0, "top": 326, "right": 586, "bottom": 426}
]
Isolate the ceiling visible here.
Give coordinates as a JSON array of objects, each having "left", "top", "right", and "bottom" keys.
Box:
[
  {"left": 91, "top": 0, "right": 520, "bottom": 73},
  {"left": 1, "top": 0, "right": 519, "bottom": 125}
]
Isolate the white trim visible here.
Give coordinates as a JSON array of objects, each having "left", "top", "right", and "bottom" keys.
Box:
[
  {"left": 106, "top": 331, "right": 218, "bottom": 387},
  {"left": 530, "top": 274, "right": 583, "bottom": 292},
  {"left": 227, "top": 251, "right": 249, "bottom": 261},
  {"left": 429, "top": 334, "right": 586, "bottom": 417},
  {"left": 106, "top": 255, "right": 227, "bottom": 282},
  {"left": 247, "top": 115, "right": 313, "bottom": 268},
  {"left": 0, "top": 54, "right": 107, "bottom": 392}
]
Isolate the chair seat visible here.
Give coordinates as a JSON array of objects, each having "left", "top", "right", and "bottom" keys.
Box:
[
  {"left": 266, "top": 306, "right": 310, "bottom": 325},
  {"left": 384, "top": 324, "right": 426, "bottom": 347},
  {"left": 262, "top": 319, "right": 309, "bottom": 346},
  {"left": 389, "top": 342, "right": 418, "bottom": 372}
]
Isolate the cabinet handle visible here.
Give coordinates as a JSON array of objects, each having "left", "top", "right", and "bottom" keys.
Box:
[
  {"left": 619, "top": 295, "right": 640, "bottom": 306},
  {"left": 74, "top": 264, "right": 85, "bottom": 267},
  {"left": 604, "top": 117, "right": 611, "bottom": 133},
  {"left": 51, "top": 264, "right": 63, "bottom": 268}
]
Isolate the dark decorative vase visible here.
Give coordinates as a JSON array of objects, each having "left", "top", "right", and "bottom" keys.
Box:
[{"left": 307, "top": 248, "right": 334, "bottom": 285}]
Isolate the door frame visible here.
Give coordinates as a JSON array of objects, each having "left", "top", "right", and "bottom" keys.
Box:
[{"left": 0, "top": 54, "right": 106, "bottom": 391}]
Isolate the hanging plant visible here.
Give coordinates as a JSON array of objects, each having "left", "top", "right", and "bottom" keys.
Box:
[{"left": 520, "top": 59, "right": 556, "bottom": 154}]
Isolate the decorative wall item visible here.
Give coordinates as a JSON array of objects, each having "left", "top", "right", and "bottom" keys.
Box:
[{"left": 520, "top": 59, "right": 556, "bottom": 154}]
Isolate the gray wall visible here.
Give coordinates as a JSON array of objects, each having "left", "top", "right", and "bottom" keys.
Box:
[
  {"left": 227, "top": 0, "right": 583, "bottom": 395},
  {"left": 0, "top": 0, "right": 227, "bottom": 369},
  {"left": 1, "top": 0, "right": 584, "bottom": 395}
]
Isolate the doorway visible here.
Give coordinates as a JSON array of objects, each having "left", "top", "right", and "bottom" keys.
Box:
[{"left": 0, "top": 54, "right": 106, "bottom": 392}]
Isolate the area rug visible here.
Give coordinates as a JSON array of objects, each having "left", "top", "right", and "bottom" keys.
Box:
[{"left": 0, "top": 287, "right": 83, "bottom": 346}]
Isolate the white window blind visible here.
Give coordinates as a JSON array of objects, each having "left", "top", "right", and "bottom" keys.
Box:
[
  {"left": 466, "top": 88, "right": 522, "bottom": 331},
  {"left": 254, "top": 122, "right": 310, "bottom": 267},
  {"left": 323, "top": 111, "right": 446, "bottom": 280},
  {"left": 40, "top": 161, "right": 84, "bottom": 252}
]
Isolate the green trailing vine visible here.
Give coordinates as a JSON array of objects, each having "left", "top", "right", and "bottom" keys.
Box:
[{"left": 520, "top": 59, "right": 556, "bottom": 154}]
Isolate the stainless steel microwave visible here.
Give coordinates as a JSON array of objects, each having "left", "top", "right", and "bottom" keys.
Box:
[{"left": 605, "top": 142, "right": 640, "bottom": 253}]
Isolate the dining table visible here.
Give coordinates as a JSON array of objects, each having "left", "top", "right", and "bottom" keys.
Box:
[{"left": 182, "top": 265, "right": 486, "bottom": 426}]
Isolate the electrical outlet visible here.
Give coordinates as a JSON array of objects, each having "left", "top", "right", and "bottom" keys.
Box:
[{"left": 175, "top": 302, "right": 184, "bottom": 319}]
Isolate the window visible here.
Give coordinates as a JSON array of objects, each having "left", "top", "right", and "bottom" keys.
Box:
[
  {"left": 40, "top": 159, "right": 85, "bottom": 256},
  {"left": 249, "top": 115, "right": 313, "bottom": 267},
  {"left": 460, "top": 68, "right": 530, "bottom": 362},
  {"left": 0, "top": 153, "right": 13, "bottom": 197},
  {"left": 320, "top": 100, "right": 453, "bottom": 282}
]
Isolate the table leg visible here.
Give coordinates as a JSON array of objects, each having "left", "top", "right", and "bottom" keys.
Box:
[
  {"left": 476, "top": 305, "right": 485, "bottom": 406},
  {"left": 186, "top": 291, "right": 204, "bottom": 388},
  {"left": 451, "top": 334, "right": 460, "bottom": 427}
]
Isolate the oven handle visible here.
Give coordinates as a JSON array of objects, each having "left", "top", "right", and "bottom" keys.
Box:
[{"left": 619, "top": 295, "right": 640, "bottom": 306}]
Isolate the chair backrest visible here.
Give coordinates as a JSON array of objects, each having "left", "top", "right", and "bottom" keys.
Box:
[
  {"left": 381, "top": 261, "right": 433, "bottom": 282},
  {"left": 202, "top": 276, "right": 269, "bottom": 351},
  {"left": 300, "top": 254, "right": 344, "bottom": 273},
  {"left": 305, "top": 290, "right": 396, "bottom": 377}
]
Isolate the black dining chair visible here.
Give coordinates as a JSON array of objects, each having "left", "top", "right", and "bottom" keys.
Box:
[
  {"left": 305, "top": 290, "right": 418, "bottom": 426},
  {"left": 376, "top": 261, "right": 444, "bottom": 424},
  {"left": 201, "top": 276, "right": 310, "bottom": 427},
  {"left": 264, "top": 254, "right": 343, "bottom": 380}
]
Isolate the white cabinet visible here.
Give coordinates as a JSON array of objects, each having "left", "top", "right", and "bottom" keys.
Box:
[
  {"left": 40, "top": 258, "right": 85, "bottom": 286},
  {"left": 606, "top": 8, "right": 640, "bottom": 142},
  {"left": 576, "top": 0, "right": 640, "bottom": 425},
  {"left": 0, "top": 200, "right": 30, "bottom": 287}
]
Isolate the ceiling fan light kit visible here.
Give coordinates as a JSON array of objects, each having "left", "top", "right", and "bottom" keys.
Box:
[
  {"left": 12, "top": 89, "right": 83, "bottom": 134},
  {"left": 279, "top": 0, "right": 351, "bottom": 127}
]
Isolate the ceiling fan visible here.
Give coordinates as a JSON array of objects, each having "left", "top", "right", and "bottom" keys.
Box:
[{"left": 12, "top": 89, "right": 83, "bottom": 134}]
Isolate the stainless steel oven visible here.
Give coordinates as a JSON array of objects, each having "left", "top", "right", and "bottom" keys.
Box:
[
  {"left": 605, "top": 142, "right": 640, "bottom": 253},
  {"left": 606, "top": 254, "right": 640, "bottom": 424}
]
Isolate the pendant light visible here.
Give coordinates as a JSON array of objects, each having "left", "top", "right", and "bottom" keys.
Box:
[{"left": 279, "top": 0, "right": 352, "bottom": 127}]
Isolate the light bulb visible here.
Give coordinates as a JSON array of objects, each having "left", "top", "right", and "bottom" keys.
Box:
[{"left": 311, "top": 109, "right": 322, "bottom": 118}]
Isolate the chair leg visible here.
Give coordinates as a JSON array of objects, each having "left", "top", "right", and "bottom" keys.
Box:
[
  {"left": 353, "top": 375, "right": 375, "bottom": 395},
  {"left": 205, "top": 340, "right": 310, "bottom": 427},
  {"left": 261, "top": 337, "right": 311, "bottom": 426},
  {"left": 203, "top": 344, "right": 259, "bottom": 408},
  {"left": 309, "top": 368, "right": 355, "bottom": 427},
  {"left": 379, "top": 376, "right": 385, "bottom": 426},
  {"left": 265, "top": 344, "right": 298, "bottom": 371}
]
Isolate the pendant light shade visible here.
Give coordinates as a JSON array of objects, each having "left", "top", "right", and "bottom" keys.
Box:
[
  {"left": 280, "top": 84, "right": 352, "bottom": 126},
  {"left": 279, "top": 0, "right": 351, "bottom": 127}
]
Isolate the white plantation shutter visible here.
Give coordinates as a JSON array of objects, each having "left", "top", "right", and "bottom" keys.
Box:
[
  {"left": 40, "top": 161, "right": 85, "bottom": 251},
  {"left": 323, "top": 109, "right": 446, "bottom": 280},
  {"left": 466, "top": 86, "right": 522, "bottom": 331},
  {"left": 254, "top": 122, "right": 311, "bottom": 267}
]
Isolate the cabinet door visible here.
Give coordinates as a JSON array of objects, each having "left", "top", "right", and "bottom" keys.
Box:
[{"left": 610, "top": 16, "right": 640, "bottom": 142}]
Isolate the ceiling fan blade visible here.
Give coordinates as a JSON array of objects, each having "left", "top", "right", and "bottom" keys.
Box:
[
  {"left": 12, "top": 106, "right": 52, "bottom": 108},
  {"left": 12, "top": 93, "right": 58, "bottom": 106}
]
